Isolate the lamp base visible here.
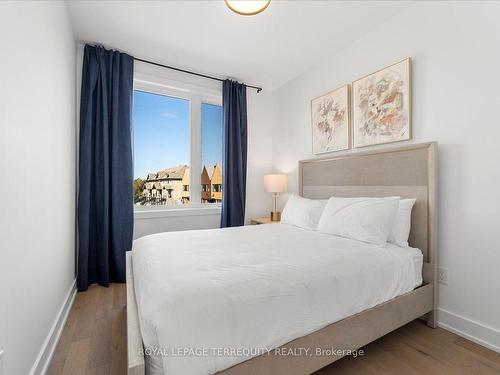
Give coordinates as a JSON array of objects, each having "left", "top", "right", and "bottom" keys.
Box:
[{"left": 270, "top": 211, "right": 281, "bottom": 222}]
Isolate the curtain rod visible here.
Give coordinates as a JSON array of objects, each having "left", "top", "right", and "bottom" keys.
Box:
[{"left": 134, "top": 57, "right": 263, "bottom": 93}]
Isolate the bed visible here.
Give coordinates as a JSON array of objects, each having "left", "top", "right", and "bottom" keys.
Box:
[{"left": 127, "top": 142, "right": 437, "bottom": 375}]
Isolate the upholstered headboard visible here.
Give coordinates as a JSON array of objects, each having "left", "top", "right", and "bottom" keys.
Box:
[{"left": 299, "top": 142, "right": 437, "bottom": 266}]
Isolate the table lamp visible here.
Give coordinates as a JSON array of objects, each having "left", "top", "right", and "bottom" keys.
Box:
[{"left": 264, "top": 174, "right": 287, "bottom": 221}]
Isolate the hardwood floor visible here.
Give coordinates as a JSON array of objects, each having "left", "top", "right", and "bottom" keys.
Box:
[
  {"left": 47, "top": 284, "right": 126, "bottom": 375},
  {"left": 47, "top": 284, "right": 500, "bottom": 375}
]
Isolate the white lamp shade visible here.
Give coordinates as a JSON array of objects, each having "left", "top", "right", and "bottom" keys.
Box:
[{"left": 264, "top": 174, "right": 287, "bottom": 193}]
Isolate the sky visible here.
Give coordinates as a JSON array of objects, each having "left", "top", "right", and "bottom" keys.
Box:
[{"left": 133, "top": 90, "right": 222, "bottom": 179}]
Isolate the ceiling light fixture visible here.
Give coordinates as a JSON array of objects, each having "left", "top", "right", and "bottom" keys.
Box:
[{"left": 224, "top": 0, "right": 271, "bottom": 16}]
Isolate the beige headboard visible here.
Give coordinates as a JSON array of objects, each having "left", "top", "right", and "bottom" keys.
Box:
[{"left": 299, "top": 142, "right": 437, "bottom": 265}]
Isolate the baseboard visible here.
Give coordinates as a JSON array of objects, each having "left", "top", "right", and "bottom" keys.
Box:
[
  {"left": 438, "top": 308, "right": 500, "bottom": 353},
  {"left": 29, "top": 279, "right": 77, "bottom": 375}
]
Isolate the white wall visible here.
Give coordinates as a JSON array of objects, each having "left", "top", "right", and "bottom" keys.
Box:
[
  {"left": 134, "top": 210, "right": 222, "bottom": 239},
  {"left": 245, "top": 89, "right": 274, "bottom": 223},
  {"left": 0, "top": 2, "right": 76, "bottom": 374},
  {"left": 271, "top": 2, "right": 500, "bottom": 350}
]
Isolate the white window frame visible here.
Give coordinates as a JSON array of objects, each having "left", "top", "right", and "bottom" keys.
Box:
[{"left": 133, "top": 71, "right": 223, "bottom": 217}]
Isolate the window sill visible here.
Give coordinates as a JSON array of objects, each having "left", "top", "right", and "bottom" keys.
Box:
[{"left": 134, "top": 205, "right": 221, "bottom": 220}]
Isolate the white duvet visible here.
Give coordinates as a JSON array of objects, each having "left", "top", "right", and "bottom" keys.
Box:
[{"left": 132, "top": 223, "right": 422, "bottom": 375}]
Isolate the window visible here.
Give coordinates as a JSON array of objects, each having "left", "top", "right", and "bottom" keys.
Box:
[
  {"left": 133, "top": 90, "right": 190, "bottom": 207},
  {"left": 132, "top": 76, "right": 222, "bottom": 210},
  {"left": 201, "top": 103, "right": 223, "bottom": 204}
]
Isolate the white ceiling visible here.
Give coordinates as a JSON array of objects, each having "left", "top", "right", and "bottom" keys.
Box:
[{"left": 67, "top": 1, "right": 410, "bottom": 90}]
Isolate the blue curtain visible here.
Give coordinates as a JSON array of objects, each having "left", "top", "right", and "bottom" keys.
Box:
[
  {"left": 221, "top": 80, "right": 248, "bottom": 227},
  {"left": 77, "top": 45, "right": 134, "bottom": 291}
]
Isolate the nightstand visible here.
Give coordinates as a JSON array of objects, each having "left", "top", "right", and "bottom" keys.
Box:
[{"left": 250, "top": 217, "right": 280, "bottom": 225}]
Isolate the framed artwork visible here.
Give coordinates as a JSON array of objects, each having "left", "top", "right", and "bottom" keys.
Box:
[
  {"left": 311, "top": 84, "right": 350, "bottom": 154},
  {"left": 352, "top": 58, "right": 412, "bottom": 148}
]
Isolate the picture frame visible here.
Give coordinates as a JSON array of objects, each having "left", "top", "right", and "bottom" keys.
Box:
[
  {"left": 311, "top": 84, "right": 350, "bottom": 154},
  {"left": 352, "top": 58, "right": 412, "bottom": 148}
]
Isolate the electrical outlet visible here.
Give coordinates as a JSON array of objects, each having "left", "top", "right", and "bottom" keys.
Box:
[{"left": 438, "top": 267, "right": 449, "bottom": 285}]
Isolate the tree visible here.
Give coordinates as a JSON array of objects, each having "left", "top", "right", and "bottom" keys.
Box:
[{"left": 133, "top": 178, "right": 145, "bottom": 202}]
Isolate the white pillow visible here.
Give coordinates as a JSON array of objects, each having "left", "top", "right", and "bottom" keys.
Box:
[
  {"left": 388, "top": 198, "right": 416, "bottom": 247},
  {"left": 281, "top": 194, "right": 327, "bottom": 231},
  {"left": 317, "top": 196, "right": 400, "bottom": 246}
]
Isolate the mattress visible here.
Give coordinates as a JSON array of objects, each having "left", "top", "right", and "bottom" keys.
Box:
[{"left": 132, "top": 223, "right": 423, "bottom": 375}]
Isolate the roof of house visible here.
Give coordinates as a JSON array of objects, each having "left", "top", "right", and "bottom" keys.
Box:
[
  {"left": 206, "top": 165, "right": 215, "bottom": 179},
  {"left": 211, "top": 163, "right": 222, "bottom": 184},
  {"left": 146, "top": 165, "right": 188, "bottom": 180}
]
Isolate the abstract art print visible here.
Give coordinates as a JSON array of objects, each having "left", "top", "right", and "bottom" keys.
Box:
[
  {"left": 352, "top": 58, "right": 411, "bottom": 148},
  {"left": 311, "top": 85, "right": 350, "bottom": 154}
]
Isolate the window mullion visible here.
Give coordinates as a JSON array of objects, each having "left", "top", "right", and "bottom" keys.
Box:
[{"left": 190, "top": 96, "right": 202, "bottom": 206}]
